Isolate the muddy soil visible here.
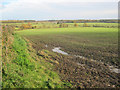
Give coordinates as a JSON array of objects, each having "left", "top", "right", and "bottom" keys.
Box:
[
  {"left": 24, "top": 36, "right": 119, "bottom": 88},
  {"left": 50, "top": 53, "right": 119, "bottom": 88}
]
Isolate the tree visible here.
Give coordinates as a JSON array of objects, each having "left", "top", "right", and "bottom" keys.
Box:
[
  {"left": 59, "top": 23, "right": 68, "bottom": 28},
  {"left": 83, "top": 23, "right": 88, "bottom": 27},
  {"left": 57, "top": 21, "right": 60, "bottom": 24},
  {"left": 20, "top": 23, "right": 32, "bottom": 29},
  {"left": 74, "top": 23, "right": 78, "bottom": 27}
]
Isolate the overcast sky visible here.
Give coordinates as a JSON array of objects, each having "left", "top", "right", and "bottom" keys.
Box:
[{"left": 0, "top": 0, "right": 119, "bottom": 20}]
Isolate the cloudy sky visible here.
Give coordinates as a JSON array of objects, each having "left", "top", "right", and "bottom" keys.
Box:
[{"left": 0, "top": 0, "right": 119, "bottom": 20}]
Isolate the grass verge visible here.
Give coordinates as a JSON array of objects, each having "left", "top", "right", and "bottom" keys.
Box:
[{"left": 2, "top": 33, "right": 71, "bottom": 88}]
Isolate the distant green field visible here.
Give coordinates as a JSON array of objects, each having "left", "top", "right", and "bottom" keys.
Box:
[
  {"left": 17, "top": 27, "right": 118, "bottom": 66},
  {"left": 2, "top": 22, "right": 118, "bottom": 29}
]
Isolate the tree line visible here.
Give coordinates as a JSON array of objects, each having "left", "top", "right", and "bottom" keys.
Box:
[
  {"left": 1, "top": 19, "right": 118, "bottom": 23},
  {"left": 1, "top": 20, "right": 36, "bottom": 23}
]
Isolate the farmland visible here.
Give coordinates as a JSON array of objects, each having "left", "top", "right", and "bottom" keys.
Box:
[
  {"left": 1, "top": 0, "right": 119, "bottom": 88},
  {"left": 17, "top": 27, "right": 118, "bottom": 66},
  {"left": 17, "top": 25, "right": 119, "bottom": 88},
  {"left": 2, "top": 22, "right": 119, "bottom": 88}
]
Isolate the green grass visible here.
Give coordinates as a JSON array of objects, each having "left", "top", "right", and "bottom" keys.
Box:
[
  {"left": 2, "top": 33, "right": 71, "bottom": 88},
  {"left": 2, "top": 22, "right": 118, "bottom": 29},
  {"left": 16, "top": 27, "right": 119, "bottom": 66},
  {"left": 17, "top": 27, "right": 118, "bottom": 35}
]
